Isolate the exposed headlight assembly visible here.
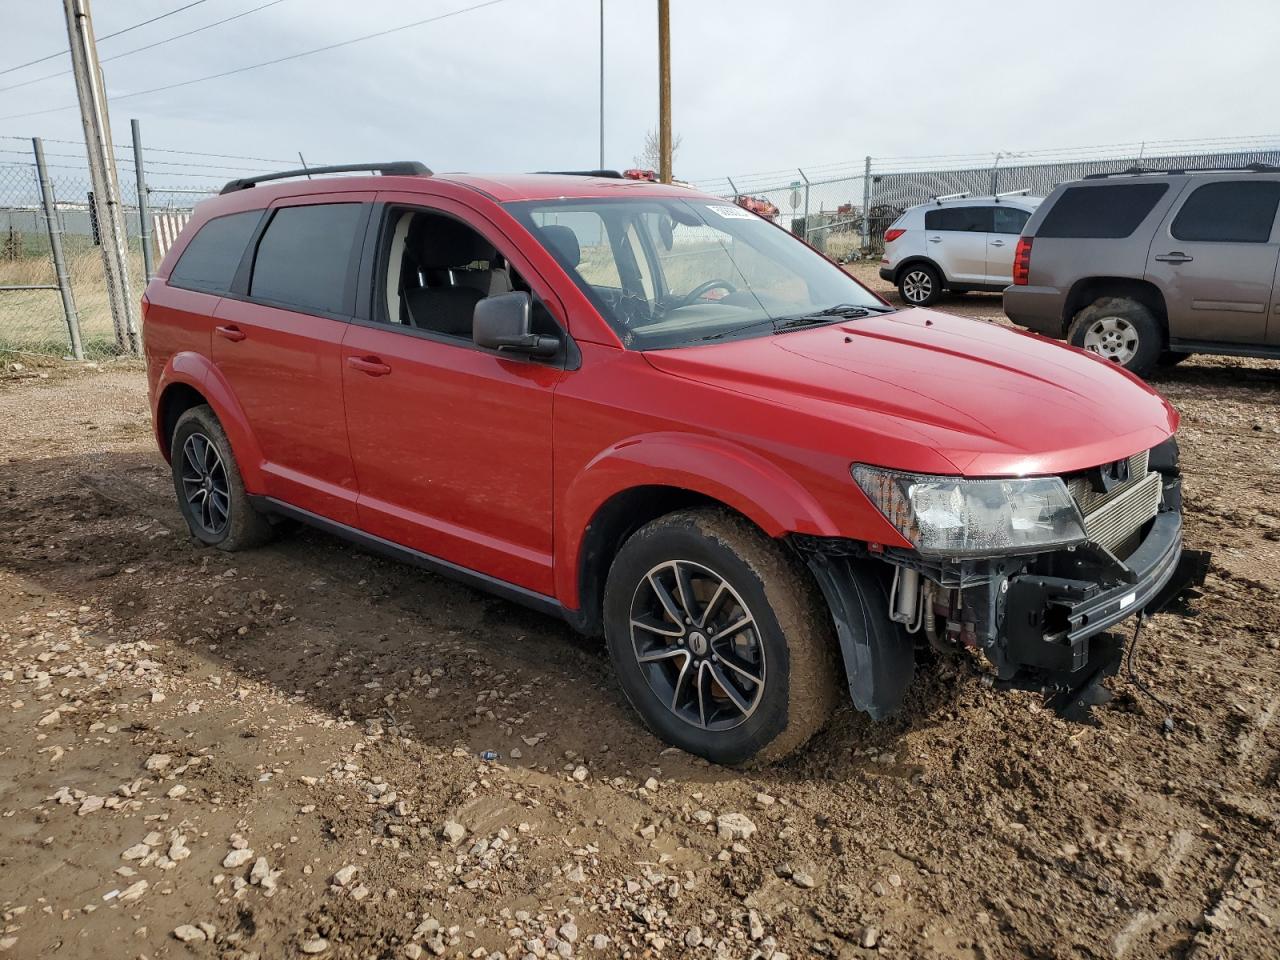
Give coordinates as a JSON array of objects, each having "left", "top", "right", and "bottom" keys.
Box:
[{"left": 852, "top": 465, "right": 1086, "bottom": 558}]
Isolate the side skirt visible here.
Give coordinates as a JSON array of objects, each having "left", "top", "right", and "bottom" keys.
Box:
[
  {"left": 1167, "top": 338, "right": 1280, "bottom": 360},
  {"left": 249, "top": 496, "right": 569, "bottom": 623}
]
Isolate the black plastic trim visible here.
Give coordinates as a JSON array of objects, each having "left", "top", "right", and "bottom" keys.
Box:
[
  {"left": 249, "top": 497, "right": 567, "bottom": 621},
  {"left": 1167, "top": 339, "right": 1280, "bottom": 360}
]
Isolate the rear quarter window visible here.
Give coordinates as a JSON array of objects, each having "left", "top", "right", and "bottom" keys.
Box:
[
  {"left": 168, "top": 210, "right": 262, "bottom": 293},
  {"left": 1037, "top": 183, "right": 1169, "bottom": 239},
  {"left": 1171, "top": 181, "right": 1280, "bottom": 243}
]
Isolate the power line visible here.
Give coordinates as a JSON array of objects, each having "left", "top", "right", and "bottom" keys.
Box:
[
  {"left": 0, "top": 0, "right": 515, "bottom": 121},
  {"left": 0, "top": 1, "right": 212, "bottom": 78},
  {"left": 0, "top": 1, "right": 290, "bottom": 96}
]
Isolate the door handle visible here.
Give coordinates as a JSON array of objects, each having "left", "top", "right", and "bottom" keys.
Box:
[
  {"left": 990, "top": 240, "right": 1006, "bottom": 247},
  {"left": 928, "top": 236, "right": 942, "bottom": 243},
  {"left": 347, "top": 355, "right": 391, "bottom": 377},
  {"left": 1154, "top": 252, "right": 1194, "bottom": 263},
  {"left": 215, "top": 324, "right": 246, "bottom": 342}
]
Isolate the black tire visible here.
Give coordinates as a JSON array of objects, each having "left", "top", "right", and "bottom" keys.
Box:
[
  {"left": 1067, "top": 296, "right": 1163, "bottom": 377},
  {"left": 170, "top": 405, "right": 274, "bottom": 551},
  {"left": 603, "top": 509, "right": 840, "bottom": 765},
  {"left": 897, "top": 263, "right": 943, "bottom": 307}
]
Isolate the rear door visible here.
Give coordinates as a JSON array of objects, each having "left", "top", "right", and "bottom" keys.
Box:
[
  {"left": 211, "top": 194, "right": 372, "bottom": 525},
  {"left": 987, "top": 205, "right": 1032, "bottom": 284},
  {"left": 1146, "top": 177, "right": 1280, "bottom": 343},
  {"left": 924, "top": 205, "right": 992, "bottom": 284}
]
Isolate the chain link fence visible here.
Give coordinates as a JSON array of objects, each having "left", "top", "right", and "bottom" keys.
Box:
[{"left": 698, "top": 136, "right": 1280, "bottom": 261}]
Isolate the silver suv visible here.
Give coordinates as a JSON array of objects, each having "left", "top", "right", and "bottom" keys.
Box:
[
  {"left": 1003, "top": 166, "right": 1280, "bottom": 376},
  {"left": 878, "top": 193, "right": 1043, "bottom": 306}
]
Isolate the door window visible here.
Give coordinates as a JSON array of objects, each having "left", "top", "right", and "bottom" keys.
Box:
[
  {"left": 168, "top": 210, "right": 262, "bottom": 293},
  {"left": 924, "top": 206, "right": 994, "bottom": 232},
  {"left": 1171, "top": 181, "right": 1280, "bottom": 243},
  {"left": 992, "top": 207, "right": 1031, "bottom": 235},
  {"left": 249, "top": 203, "right": 365, "bottom": 315}
]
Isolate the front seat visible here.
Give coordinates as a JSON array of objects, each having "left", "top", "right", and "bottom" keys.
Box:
[{"left": 403, "top": 216, "right": 508, "bottom": 338}]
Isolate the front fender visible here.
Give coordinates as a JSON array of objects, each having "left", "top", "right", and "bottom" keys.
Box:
[
  {"left": 555, "top": 431, "right": 842, "bottom": 608},
  {"left": 153, "top": 352, "right": 267, "bottom": 492}
]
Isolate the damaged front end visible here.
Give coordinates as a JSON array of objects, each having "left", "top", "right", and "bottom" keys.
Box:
[{"left": 795, "top": 437, "right": 1209, "bottom": 720}]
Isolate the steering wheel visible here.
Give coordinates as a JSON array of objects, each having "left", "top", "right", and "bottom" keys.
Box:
[{"left": 680, "top": 278, "right": 738, "bottom": 306}]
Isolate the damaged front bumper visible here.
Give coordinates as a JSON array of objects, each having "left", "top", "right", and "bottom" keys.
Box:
[{"left": 794, "top": 468, "right": 1209, "bottom": 720}]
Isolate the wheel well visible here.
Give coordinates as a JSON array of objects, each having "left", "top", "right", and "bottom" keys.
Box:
[
  {"left": 893, "top": 257, "right": 946, "bottom": 287},
  {"left": 1063, "top": 277, "right": 1167, "bottom": 332},
  {"left": 573, "top": 486, "right": 747, "bottom": 637},
  {"left": 157, "top": 383, "right": 208, "bottom": 460}
]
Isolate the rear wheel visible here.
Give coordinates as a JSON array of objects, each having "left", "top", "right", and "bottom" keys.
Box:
[
  {"left": 603, "top": 509, "right": 840, "bottom": 765},
  {"left": 897, "top": 263, "right": 942, "bottom": 307},
  {"left": 1068, "top": 296, "right": 1163, "bottom": 377},
  {"left": 170, "top": 405, "right": 274, "bottom": 551}
]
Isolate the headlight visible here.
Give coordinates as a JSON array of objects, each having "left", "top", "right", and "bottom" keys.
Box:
[{"left": 852, "top": 465, "right": 1086, "bottom": 558}]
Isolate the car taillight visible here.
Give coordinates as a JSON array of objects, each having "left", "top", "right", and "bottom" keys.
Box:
[
  {"left": 1012, "top": 236, "right": 1033, "bottom": 285},
  {"left": 883, "top": 228, "right": 905, "bottom": 244}
]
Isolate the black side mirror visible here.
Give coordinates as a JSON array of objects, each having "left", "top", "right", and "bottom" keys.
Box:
[{"left": 473, "top": 292, "right": 559, "bottom": 359}]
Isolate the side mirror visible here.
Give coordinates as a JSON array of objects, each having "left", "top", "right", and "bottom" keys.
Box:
[{"left": 473, "top": 292, "right": 559, "bottom": 359}]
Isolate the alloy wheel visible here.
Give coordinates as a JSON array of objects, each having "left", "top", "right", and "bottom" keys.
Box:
[
  {"left": 628, "top": 560, "right": 766, "bottom": 730},
  {"left": 901, "top": 270, "right": 933, "bottom": 304},
  {"left": 1082, "top": 316, "right": 1139, "bottom": 366},
  {"left": 180, "top": 432, "right": 230, "bottom": 536}
]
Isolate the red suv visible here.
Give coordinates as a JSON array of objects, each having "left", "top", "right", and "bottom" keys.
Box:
[{"left": 144, "top": 162, "right": 1202, "bottom": 764}]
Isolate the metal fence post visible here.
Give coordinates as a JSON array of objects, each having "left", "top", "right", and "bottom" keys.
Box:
[
  {"left": 798, "top": 168, "right": 810, "bottom": 240},
  {"left": 32, "top": 137, "right": 84, "bottom": 361},
  {"left": 131, "top": 118, "right": 154, "bottom": 281},
  {"left": 860, "top": 156, "right": 872, "bottom": 254}
]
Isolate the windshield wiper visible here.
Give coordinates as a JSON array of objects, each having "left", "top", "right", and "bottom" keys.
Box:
[{"left": 693, "top": 303, "right": 892, "bottom": 343}]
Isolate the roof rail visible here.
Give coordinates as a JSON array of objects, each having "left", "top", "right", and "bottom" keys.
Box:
[
  {"left": 1082, "top": 162, "right": 1280, "bottom": 180},
  {"left": 219, "top": 161, "right": 431, "bottom": 195},
  {"left": 993, "top": 188, "right": 1032, "bottom": 201},
  {"left": 534, "top": 169, "right": 623, "bottom": 178},
  {"left": 932, "top": 191, "right": 969, "bottom": 204}
]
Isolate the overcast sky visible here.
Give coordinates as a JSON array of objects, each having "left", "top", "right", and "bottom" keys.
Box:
[{"left": 1, "top": 0, "right": 1275, "bottom": 186}]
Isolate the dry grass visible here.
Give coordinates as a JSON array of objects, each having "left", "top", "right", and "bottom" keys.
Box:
[{"left": 0, "top": 244, "right": 145, "bottom": 358}]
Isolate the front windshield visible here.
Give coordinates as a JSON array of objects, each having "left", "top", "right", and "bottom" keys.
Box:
[{"left": 506, "top": 196, "right": 890, "bottom": 349}]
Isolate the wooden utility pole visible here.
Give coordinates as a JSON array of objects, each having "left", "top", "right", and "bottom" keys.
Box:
[
  {"left": 64, "top": 0, "right": 138, "bottom": 355},
  {"left": 657, "top": 0, "right": 671, "bottom": 183}
]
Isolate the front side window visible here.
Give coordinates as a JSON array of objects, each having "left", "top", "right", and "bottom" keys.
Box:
[
  {"left": 1171, "top": 181, "right": 1280, "bottom": 243},
  {"left": 993, "top": 207, "right": 1031, "bottom": 235},
  {"left": 250, "top": 203, "right": 365, "bottom": 315},
  {"left": 924, "top": 206, "right": 994, "bottom": 232},
  {"left": 168, "top": 210, "right": 262, "bottom": 293},
  {"left": 1037, "top": 183, "right": 1169, "bottom": 239},
  {"left": 507, "top": 197, "right": 887, "bottom": 350}
]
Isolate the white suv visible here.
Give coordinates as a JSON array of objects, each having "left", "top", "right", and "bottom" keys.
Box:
[{"left": 879, "top": 193, "right": 1043, "bottom": 306}]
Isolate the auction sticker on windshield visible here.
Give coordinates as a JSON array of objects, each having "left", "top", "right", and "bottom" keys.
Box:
[{"left": 706, "top": 204, "right": 755, "bottom": 220}]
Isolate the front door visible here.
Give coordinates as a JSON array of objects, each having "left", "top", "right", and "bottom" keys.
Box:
[
  {"left": 340, "top": 199, "right": 566, "bottom": 595},
  {"left": 924, "top": 204, "right": 993, "bottom": 285},
  {"left": 211, "top": 196, "right": 371, "bottom": 525},
  {"left": 1146, "top": 178, "right": 1280, "bottom": 344}
]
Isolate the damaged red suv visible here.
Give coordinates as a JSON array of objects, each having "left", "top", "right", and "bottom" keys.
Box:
[{"left": 144, "top": 162, "right": 1203, "bottom": 764}]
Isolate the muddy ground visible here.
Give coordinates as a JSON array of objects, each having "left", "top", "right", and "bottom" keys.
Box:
[{"left": 1, "top": 284, "right": 1278, "bottom": 960}]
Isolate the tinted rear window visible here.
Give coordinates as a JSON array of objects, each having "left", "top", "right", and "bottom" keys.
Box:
[
  {"left": 1037, "top": 183, "right": 1169, "bottom": 239},
  {"left": 250, "top": 203, "right": 365, "bottom": 315},
  {"left": 924, "top": 206, "right": 993, "bottom": 232},
  {"left": 168, "top": 210, "right": 261, "bottom": 293},
  {"left": 1171, "top": 181, "right": 1280, "bottom": 243}
]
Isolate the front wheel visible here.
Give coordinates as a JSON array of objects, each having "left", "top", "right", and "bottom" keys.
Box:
[
  {"left": 170, "top": 405, "right": 274, "bottom": 551},
  {"left": 603, "top": 509, "right": 840, "bottom": 765}
]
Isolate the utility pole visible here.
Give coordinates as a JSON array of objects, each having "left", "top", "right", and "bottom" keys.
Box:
[
  {"left": 598, "top": 0, "right": 605, "bottom": 170},
  {"left": 64, "top": 0, "right": 138, "bottom": 355},
  {"left": 657, "top": 0, "right": 671, "bottom": 183}
]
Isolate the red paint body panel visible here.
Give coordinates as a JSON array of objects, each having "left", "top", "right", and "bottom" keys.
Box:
[{"left": 144, "top": 171, "right": 1181, "bottom": 618}]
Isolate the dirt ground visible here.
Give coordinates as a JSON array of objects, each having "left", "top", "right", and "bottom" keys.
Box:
[{"left": 1, "top": 285, "right": 1278, "bottom": 960}]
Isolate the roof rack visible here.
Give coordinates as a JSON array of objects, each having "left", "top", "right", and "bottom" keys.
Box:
[
  {"left": 931, "top": 191, "right": 969, "bottom": 204},
  {"left": 993, "top": 188, "right": 1032, "bottom": 202},
  {"left": 535, "top": 169, "right": 623, "bottom": 178},
  {"left": 1082, "top": 162, "right": 1280, "bottom": 180},
  {"left": 219, "top": 161, "right": 431, "bottom": 195}
]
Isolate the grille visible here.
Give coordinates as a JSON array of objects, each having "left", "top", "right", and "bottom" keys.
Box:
[{"left": 1064, "top": 449, "right": 1160, "bottom": 553}]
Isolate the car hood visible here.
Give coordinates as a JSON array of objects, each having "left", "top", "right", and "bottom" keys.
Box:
[{"left": 642, "top": 308, "right": 1179, "bottom": 477}]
